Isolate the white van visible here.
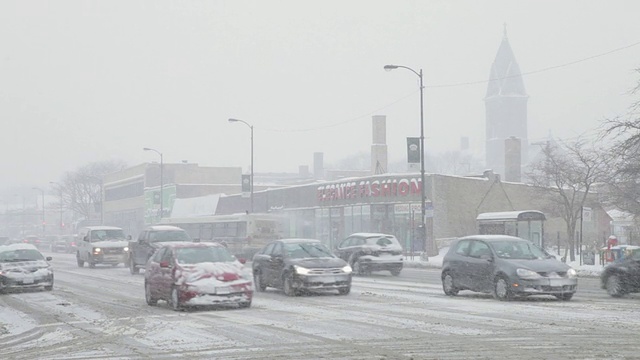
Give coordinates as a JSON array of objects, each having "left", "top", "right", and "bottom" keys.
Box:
[{"left": 76, "top": 226, "right": 130, "bottom": 268}]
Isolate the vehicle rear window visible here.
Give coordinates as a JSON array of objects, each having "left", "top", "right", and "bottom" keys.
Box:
[
  {"left": 149, "top": 230, "right": 191, "bottom": 242},
  {"left": 176, "top": 247, "right": 235, "bottom": 264},
  {"left": 365, "top": 236, "right": 398, "bottom": 247}
]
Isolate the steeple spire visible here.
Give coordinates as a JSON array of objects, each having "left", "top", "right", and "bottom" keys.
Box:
[{"left": 503, "top": 23, "right": 508, "bottom": 39}]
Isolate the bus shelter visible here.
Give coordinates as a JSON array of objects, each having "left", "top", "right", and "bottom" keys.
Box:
[{"left": 476, "top": 210, "right": 546, "bottom": 247}]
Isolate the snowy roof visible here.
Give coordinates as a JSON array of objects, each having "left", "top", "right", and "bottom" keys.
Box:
[
  {"left": 170, "top": 194, "right": 221, "bottom": 218},
  {"left": 607, "top": 209, "right": 635, "bottom": 222},
  {"left": 476, "top": 210, "right": 545, "bottom": 221}
]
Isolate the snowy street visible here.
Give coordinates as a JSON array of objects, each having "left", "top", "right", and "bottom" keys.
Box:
[{"left": 1, "top": 252, "right": 639, "bottom": 360}]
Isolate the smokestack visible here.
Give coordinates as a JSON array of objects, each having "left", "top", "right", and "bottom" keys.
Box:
[
  {"left": 504, "top": 136, "right": 522, "bottom": 182},
  {"left": 371, "top": 115, "right": 388, "bottom": 174},
  {"left": 313, "top": 152, "right": 324, "bottom": 180}
]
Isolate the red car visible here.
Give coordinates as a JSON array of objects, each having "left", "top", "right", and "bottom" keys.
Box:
[{"left": 144, "top": 242, "right": 253, "bottom": 310}]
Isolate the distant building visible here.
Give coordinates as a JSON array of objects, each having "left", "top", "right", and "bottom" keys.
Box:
[{"left": 485, "top": 26, "right": 529, "bottom": 178}]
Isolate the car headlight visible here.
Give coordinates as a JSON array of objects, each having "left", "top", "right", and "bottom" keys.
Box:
[
  {"left": 294, "top": 265, "right": 311, "bottom": 275},
  {"left": 123, "top": 246, "right": 129, "bottom": 252},
  {"left": 566, "top": 268, "right": 577, "bottom": 278},
  {"left": 93, "top": 247, "right": 102, "bottom": 253},
  {"left": 341, "top": 265, "right": 353, "bottom": 274},
  {"left": 516, "top": 268, "right": 541, "bottom": 279}
]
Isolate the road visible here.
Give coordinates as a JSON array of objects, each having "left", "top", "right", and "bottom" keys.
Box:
[{"left": 1, "top": 252, "right": 638, "bottom": 360}]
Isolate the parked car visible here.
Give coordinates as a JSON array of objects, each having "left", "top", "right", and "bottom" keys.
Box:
[
  {"left": 0, "top": 243, "right": 53, "bottom": 293},
  {"left": 441, "top": 235, "right": 578, "bottom": 301},
  {"left": 128, "top": 225, "right": 192, "bottom": 275},
  {"left": 335, "top": 233, "right": 403, "bottom": 276},
  {"left": 22, "top": 235, "right": 43, "bottom": 248},
  {"left": 252, "top": 238, "right": 352, "bottom": 296},
  {"left": 601, "top": 248, "right": 640, "bottom": 297},
  {"left": 76, "top": 226, "right": 130, "bottom": 268},
  {"left": 47, "top": 235, "right": 69, "bottom": 253},
  {"left": 144, "top": 242, "right": 252, "bottom": 310}
]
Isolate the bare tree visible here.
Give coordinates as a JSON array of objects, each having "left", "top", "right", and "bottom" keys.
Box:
[
  {"left": 526, "top": 138, "right": 609, "bottom": 261},
  {"left": 600, "top": 68, "right": 640, "bottom": 215},
  {"left": 51, "top": 160, "right": 126, "bottom": 221}
]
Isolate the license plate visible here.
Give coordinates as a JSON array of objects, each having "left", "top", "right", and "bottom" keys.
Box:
[
  {"left": 22, "top": 275, "right": 34, "bottom": 284},
  {"left": 549, "top": 279, "right": 567, "bottom": 286},
  {"left": 216, "top": 287, "right": 230, "bottom": 295}
]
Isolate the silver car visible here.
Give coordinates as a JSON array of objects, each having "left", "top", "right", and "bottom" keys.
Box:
[{"left": 441, "top": 235, "right": 578, "bottom": 301}]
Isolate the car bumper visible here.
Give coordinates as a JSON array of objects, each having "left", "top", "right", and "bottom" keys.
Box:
[
  {"left": 1, "top": 274, "right": 53, "bottom": 290},
  {"left": 358, "top": 255, "right": 403, "bottom": 270},
  {"left": 513, "top": 277, "right": 578, "bottom": 295},
  {"left": 183, "top": 292, "right": 253, "bottom": 306},
  {"left": 293, "top": 273, "right": 352, "bottom": 290},
  {"left": 91, "top": 253, "right": 127, "bottom": 264}
]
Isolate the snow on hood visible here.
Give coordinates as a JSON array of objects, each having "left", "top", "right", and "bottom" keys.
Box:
[
  {"left": 503, "top": 258, "right": 571, "bottom": 273},
  {"left": 175, "top": 261, "right": 250, "bottom": 293},
  {"left": 0, "top": 260, "right": 51, "bottom": 279},
  {"left": 0, "top": 243, "right": 38, "bottom": 252},
  {"left": 91, "top": 240, "right": 128, "bottom": 248}
]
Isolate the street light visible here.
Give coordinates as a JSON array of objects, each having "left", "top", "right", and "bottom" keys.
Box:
[
  {"left": 143, "top": 147, "right": 164, "bottom": 220},
  {"left": 32, "top": 187, "right": 45, "bottom": 236},
  {"left": 85, "top": 176, "right": 105, "bottom": 225},
  {"left": 49, "top": 182, "right": 64, "bottom": 234},
  {"left": 228, "top": 118, "right": 254, "bottom": 213},
  {"left": 384, "top": 64, "right": 434, "bottom": 256}
]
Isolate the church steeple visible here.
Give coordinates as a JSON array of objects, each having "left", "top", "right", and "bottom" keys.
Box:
[{"left": 484, "top": 27, "right": 529, "bottom": 180}]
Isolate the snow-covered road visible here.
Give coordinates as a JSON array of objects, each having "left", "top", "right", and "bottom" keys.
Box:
[{"left": 1, "top": 252, "right": 638, "bottom": 359}]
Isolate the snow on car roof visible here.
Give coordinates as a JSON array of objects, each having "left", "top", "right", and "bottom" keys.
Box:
[
  {"left": 458, "top": 235, "right": 528, "bottom": 242},
  {"left": 278, "top": 238, "right": 321, "bottom": 244},
  {"left": 81, "top": 226, "right": 123, "bottom": 230},
  {"left": 145, "top": 225, "right": 185, "bottom": 231},
  {"left": 349, "top": 232, "right": 396, "bottom": 238},
  {"left": 158, "top": 241, "right": 222, "bottom": 249},
  {"left": 0, "top": 243, "right": 39, "bottom": 253}
]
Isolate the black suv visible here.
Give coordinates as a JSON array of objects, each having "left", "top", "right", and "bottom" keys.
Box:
[
  {"left": 601, "top": 249, "right": 640, "bottom": 297},
  {"left": 128, "top": 225, "right": 192, "bottom": 274},
  {"left": 335, "top": 233, "right": 404, "bottom": 276}
]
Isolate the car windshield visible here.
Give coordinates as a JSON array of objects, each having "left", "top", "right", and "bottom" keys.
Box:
[
  {"left": 284, "top": 242, "right": 334, "bottom": 259},
  {"left": 149, "top": 230, "right": 191, "bottom": 242},
  {"left": 175, "top": 246, "right": 235, "bottom": 264},
  {"left": 90, "top": 230, "right": 125, "bottom": 242},
  {"left": 0, "top": 249, "right": 44, "bottom": 262},
  {"left": 365, "top": 236, "right": 398, "bottom": 247},
  {"left": 491, "top": 240, "right": 548, "bottom": 260}
]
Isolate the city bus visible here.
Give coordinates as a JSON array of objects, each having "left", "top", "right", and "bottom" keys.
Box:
[{"left": 158, "top": 213, "right": 288, "bottom": 258}]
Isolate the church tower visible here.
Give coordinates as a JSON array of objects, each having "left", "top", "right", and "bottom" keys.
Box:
[{"left": 484, "top": 25, "right": 528, "bottom": 179}]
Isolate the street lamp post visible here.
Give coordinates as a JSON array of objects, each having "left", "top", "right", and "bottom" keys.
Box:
[
  {"left": 49, "top": 182, "right": 64, "bottom": 234},
  {"left": 228, "top": 118, "right": 254, "bottom": 213},
  {"left": 143, "top": 147, "right": 164, "bottom": 220},
  {"left": 384, "top": 64, "right": 434, "bottom": 256},
  {"left": 32, "top": 187, "right": 46, "bottom": 235},
  {"left": 86, "top": 176, "right": 105, "bottom": 225}
]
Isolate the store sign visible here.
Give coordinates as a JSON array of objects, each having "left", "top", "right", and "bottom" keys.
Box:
[{"left": 317, "top": 178, "right": 422, "bottom": 202}]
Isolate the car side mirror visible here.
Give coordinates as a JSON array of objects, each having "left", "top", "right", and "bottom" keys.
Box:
[
  {"left": 46, "top": 256, "right": 52, "bottom": 261},
  {"left": 83, "top": 236, "right": 89, "bottom": 242},
  {"left": 193, "top": 238, "right": 201, "bottom": 243},
  {"left": 159, "top": 261, "right": 170, "bottom": 268},
  {"left": 127, "top": 235, "right": 132, "bottom": 240},
  {"left": 139, "top": 239, "right": 148, "bottom": 245},
  {"left": 238, "top": 258, "right": 247, "bottom": 264}
]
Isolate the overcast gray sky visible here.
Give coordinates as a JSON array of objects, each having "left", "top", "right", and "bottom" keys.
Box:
[{"left": 2, "top": 0, "right": 640, "bottom": 193}]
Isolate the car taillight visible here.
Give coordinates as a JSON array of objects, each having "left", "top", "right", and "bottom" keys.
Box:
[
  {"left": 71, "top": 242, "right": 76, "bottom": 246},
  {"left": 23, "top": 240, "right": 28, "bottom": 243}
]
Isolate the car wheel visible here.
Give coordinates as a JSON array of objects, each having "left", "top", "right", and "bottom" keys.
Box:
[
  {"left": 145, "top": 282, "right": 157, "bottom": 306},
  {"left": 555, "top": 293, "right": 573, "bottom": 301},
  {"left": 283, "top": 274, "right": 297, "bottom": 297},
  {"left": 129, "top": 257, "right": 140, "bottom": 275},
  {"left": 352, "top": 259, "right": 364, "bottom": 276},
  {"left": 338, "top": 286, "right": 351, "bottom": 295},
  {"left": 170, "top": 286, "right": 182, "bottom": 311},
  {"left": 606, "top": 274, "right": 625, "bottom": 297},
  {"left": 76, "top": 253, "right": 85, "bottom": 268},
  {"left": 238, "top": 300, "right": 252, "bottom": 308},
  {"left": 390, "top": 267, "right": 402, "bottom": 276},
  {"left": 493, "top": 276, "right": 513, "bottom": 301},
  {"left": 254, "top": 271, "right": 266, "bottom": 292},
  {"left": 442, "top": 272, "right": 459, "bottom": 296}
]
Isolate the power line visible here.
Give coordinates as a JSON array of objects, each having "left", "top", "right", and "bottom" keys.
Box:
[{"left": 259, "top": 39, "right": 640, "bottom": 133}]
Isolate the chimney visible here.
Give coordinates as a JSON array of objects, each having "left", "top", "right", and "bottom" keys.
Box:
[
  {"left": 371, "top": 115, "right": 388, "bottom": 174},
  {"left": 313, "top": 152, "right": 324, "bottom": 180}
]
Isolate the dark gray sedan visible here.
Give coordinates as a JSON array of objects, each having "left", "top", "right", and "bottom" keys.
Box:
[
  {"left": 252, "top": 239, "right": 352, "bottom": 296},
  {"left": 441, "top": 235, "right": 578, "bottom": 301}
]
